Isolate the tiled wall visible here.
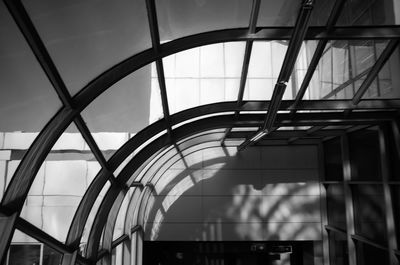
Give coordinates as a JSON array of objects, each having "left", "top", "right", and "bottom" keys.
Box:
[{"left": 145, "top": 145, "right": 322, "bottom": 241}]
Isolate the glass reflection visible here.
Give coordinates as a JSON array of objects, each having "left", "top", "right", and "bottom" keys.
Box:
[{"left": 305, "top": 40, "right": 393, "bottom": 99}]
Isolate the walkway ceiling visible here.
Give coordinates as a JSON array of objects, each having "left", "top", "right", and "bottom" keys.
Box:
[{"left": 1, "top": 0, "right": 400, "bottom": 264}]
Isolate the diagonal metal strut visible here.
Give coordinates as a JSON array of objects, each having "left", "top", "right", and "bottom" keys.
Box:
[{"left": 238, "top": 0, "right": 315, "bottom": 151}]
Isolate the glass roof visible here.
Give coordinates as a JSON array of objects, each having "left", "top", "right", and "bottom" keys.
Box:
[
  {"left": 22, "top": 0, "right": 152, "bottom": 96},
  {"left": 1, "top": 0, "right": 400, "bottom": 263}
]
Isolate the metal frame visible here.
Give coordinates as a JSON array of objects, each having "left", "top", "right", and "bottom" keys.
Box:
[
  {"left": 238, "top": 0, "right": 315, "bottom": 150},
  {"left": 1, "top": 0, "right": 400, "bottom": 264}
]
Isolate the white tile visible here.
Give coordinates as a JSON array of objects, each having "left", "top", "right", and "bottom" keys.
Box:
[
  {"left": 43, "top": 205, "right": 77, "bottom": 242},
  {"left": 203, "top": 146, "right": 261, "bottom": 169},
  {"left": 261, "top": 182, "right": 320, "bottom": 196},
  {"left": 149, "top": 78, "right": 164, "bottom": 123},
  {"left": 175, "top": 47, "right": 200, "bottom": 78},
  {"left": 148, "top": 195, "right": 202, "bottom": 223},
  {"left": 44, "top": 161, "right": 87, "bottom": 196},
  {"left": 260, "top": 145, "right": 318, "bottom": 169},
  {"left": 248, "top": 42, "right": 272, "bottom": 78},
  {"left": 43, "top": 195, "right": 81, "bottom": 207},
  {"left": 20, "top": 205, "right": 42, "bottom": 232},
  {"left": 224, "top": 42, "right": 245, "bottom": 78},
  {"left": 52, "top": 133, "right": 85, "bottom": 150},
  {"left": 0, "top": 150, "right": 10, "bottom": 160},
  {"left": 258, "top": 195, "right": 321, "bottom": 223},
  {"left": 224, "top": 78, "right": 241, "bottom": 101},
  {"left": 12, "top": 230, "right": 38, "bottom": 243},
  {"left": 200, "top": 43, "right": 224, "bottom": 77},
  {"left": 28, "top": 164, "right": 45, "bottom": 195},
  {"left": 248, "top": 78, "right": 274, "bottom": 100},
  {"left": 88, "top": 132, "right": 129, "bottom": 151},
  {"left": 162, "top": 54, "right": 176, "bottom": 78},
  {"left": 87, "top": 161, "right": 101, "bottom": 187},
  {"left": 202, "top": 169, "right": 262, "bottom": 196},
  {"left": 4, "top": 132, "right": 38, "bottom": 149},
  {"left": 200, "top": 79, "right": 225, "bottom": 105},
  {"left": 264, "top": 222, "right": 322, "bottom": 240},
  {"left": 174, "top": 79, "right": 200, "bottom": 113},
  {"left": 271, "top": 42, "right": 287, "bottom": 77},
  {"left": 6, "top": 160, "right": 21, "bottom": 189},
  {"left": 0, "top": 132, "right": 4, "bottom": 149},
  {"left": 0, "top": 161, "right": 5, "bottom": 200}
]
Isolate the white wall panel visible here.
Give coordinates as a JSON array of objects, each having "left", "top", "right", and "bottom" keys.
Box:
[{"left": 44, "top": 161, "right": 87, "bottom": 196}]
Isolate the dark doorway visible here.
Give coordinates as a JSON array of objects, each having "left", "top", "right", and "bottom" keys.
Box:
[{"left": 144, "top": 241, "right": 317, "bottom": 265}]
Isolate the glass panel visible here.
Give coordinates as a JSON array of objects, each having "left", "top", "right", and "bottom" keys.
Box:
[
  {"left": 156, "top": 0, "right": 252, "bottom": 42},
  {"left": 352, "top": 185, "right": 387, "bottom": 245},
  {"left": 326, "top": 184, "right": 346, "bottom": 230},
  {"left": 0, "top": 2, "right": 62, "bottom": 132},
  {"left": 113, "top": 188, "right": 135, "bottom": 240},
  {"left": 20, "top": 123, "right": 101, "bottom": 242},
  {"left": 291, "top": 41, "right": 318, "bottom": 99},
  {"left": 337, "top": 0, "right": 400, "bottom": 26},
  {"left": 309, "top": 0, "right": 336, "bottom": 26},
  {"left": 363, "top": 46, "right": 400, "bottom": 99},
  {"left": 81, "top": 181, "right": 111, "bottom": 250},
  {"left": 246, "top": 41, "right": 290, "bottom": 100},
  {"left": 162, "top": 43, "right": 245, "bottom": 114},
  {"left": 81, "top": 65, "right": 155, "bottom": 158},
  {"left": 305, "top": 40, "right": 388, "bottom": 100},
  {"left": 355, "top": 242, "right": 390, "bottom": 265},
  {"left": 323, "top": 138, "right": 343, "bottom": 181},
  {"left": 348, "top": 129, "right": 382, "bottom": 181},
  {"left": 22, "top": 0, "right": 152, "bottom": 96},
  {"left": 257, "top": 1, "right": 300, "bottom": 27},
  {"left": 328, "top": 231, "right": 348, "bottom": 265}
]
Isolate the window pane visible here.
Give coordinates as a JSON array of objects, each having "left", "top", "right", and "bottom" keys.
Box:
[
  {"left": 81, "top": 66, "right": 155, "bottom": 159},
  {"left": 0, "top": 2, "right": 62, "bottom": 132},
  {"left": 22, "top": 0, "right": 151, "bottom": 96},
  {"left": 257, "top": 1, "right": 300, "bottom": 27},
  {"left": 328, "top": 231, "right": 348, "bottom": 265},
  {"left": 364, "top": 46, "right": 400, "bottom": 99},
  {"left": 156, "top": 0, "right": 251, "bottom": 42},
  {"left": 352, "top": 185, "right": 387, "bottom": 245},
  {"left": 306, "top": 40, "right": 389, "bottom": 100},
  {"left": 326, "top": 184, "right": 346, "bottom": 230},
  {"left": 20, "top": 123, "right": 101, "bottom": 242},
  {"left": 348, "top": 129, "right": 381, "bottom": 181},
  {"left": 161, "top": 43, "right": 245, "bottom": 115},
  {"left": 337, "top": 0, "right": 400, "bottom": 26},
  {"left": 323, "top": 138, "right": 343, "bottom": 181},
  {"left": 8, "top": 244, "right": 40, "bottom": 265}
]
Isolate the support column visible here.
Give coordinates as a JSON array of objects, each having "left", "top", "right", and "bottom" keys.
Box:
[
  {"left": 341, "top": 134, "right": 357, "bottom": 265},
  {"left": 318, "top": 143, "right": 331, "bottom": 265},
  {"left": 379, "top": 125, "right": 399, "bottom": 265}
]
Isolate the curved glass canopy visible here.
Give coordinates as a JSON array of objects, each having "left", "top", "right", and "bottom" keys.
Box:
[{"left": 1, "top": 0, "right": 400, "bottom": 264}]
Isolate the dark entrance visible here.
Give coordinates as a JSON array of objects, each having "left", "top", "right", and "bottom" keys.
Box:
[{"left": 144, "top": 241, "right": 316, "bottom": 265}]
